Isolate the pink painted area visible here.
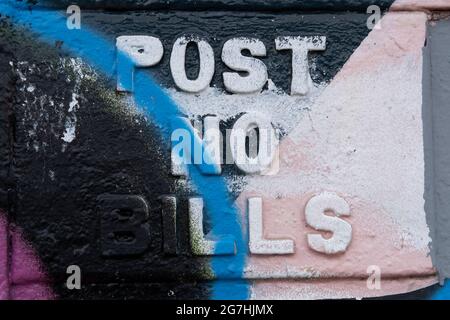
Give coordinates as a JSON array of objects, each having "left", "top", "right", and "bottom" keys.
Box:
[
  {"left": 251, "top": 276, "right": 438, "bottom": 300},
  {"left": 0, "top": 214, "right": 9, "bottom": 300},
  {"left": 11, "top": 283, "right": 54, "bottom": 300},
  {"left": 392, "top": 0, "right": 450, "bottom": 11},
  {"left": 10, "top": 224, "right": 50, "bottom": 285},
  {"left": 336, "top": 12, "right": 427, "bottom": 77},
  {"left": 237, "top": 193, "right": 435, "bottom": 278},
  {"left": 239, "top": 11, "right": 437, "bottom": 299},
  {"left": 0, "top": 210, "right": 54, "bottom": 300}
]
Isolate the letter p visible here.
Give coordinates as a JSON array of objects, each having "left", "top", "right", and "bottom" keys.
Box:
[{"left": 116, "top": 36, "right": 164, "bottom": 92}]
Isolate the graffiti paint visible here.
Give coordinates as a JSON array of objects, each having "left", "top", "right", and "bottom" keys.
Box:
[{"left": 0, "top": 0, "right": 450, "bottom": 300}]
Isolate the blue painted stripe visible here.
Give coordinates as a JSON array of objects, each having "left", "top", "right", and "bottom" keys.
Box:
[
  {"left": 0, "top": 0, "right": 249, "bottom": 299},
  {"left": 431, "top": 280, "right": 450, "bottom": 300}
]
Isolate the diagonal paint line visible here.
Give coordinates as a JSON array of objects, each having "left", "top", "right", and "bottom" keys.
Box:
[{"left": 0, "top": 0, "right": 248, "bottom": 299}]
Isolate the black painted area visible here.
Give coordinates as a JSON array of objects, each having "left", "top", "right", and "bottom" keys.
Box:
[
  {"left": 0, "top": 20, "right": 211, "bottom": 299},
  {"left": 82, "top": 10, "right": 371, "bottom": 94},
  {"left": 51, "top": 281, "right": 212, "bottom": 300},
  {"left": 36, "top": 0, "right": 395, "bottom": 12},
  {"left": 0, "top": 21, "right": 15, "bottom": 211}
]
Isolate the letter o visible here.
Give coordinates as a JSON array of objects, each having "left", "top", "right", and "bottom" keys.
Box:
[
  {"left": 170, "top": 36, "right": 215, "bottom": 93},
  {"left": 229, "top": 112, "right": 278, "bottom": 174}
]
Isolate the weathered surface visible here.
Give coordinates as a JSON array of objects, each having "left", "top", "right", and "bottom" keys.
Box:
[{"left": 238, "top": 11, "right": 437, "bottom": 299}]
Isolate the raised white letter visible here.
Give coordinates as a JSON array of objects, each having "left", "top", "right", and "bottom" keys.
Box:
[
  {"left": 305, "top": 192, "right": 352, "bottom": 254},
  {"left": 229, "top": 112, "right": 278, "bottom": 175},
  {"left": 222, "top": 38, "right": 268, "bottom": 94},
  {"left": 170, "top": 36, "right": 215, "bottom": 93},
  {"left": 116, "top": 36, "right": 163, "bottom": 91},
  {"left": 275, "top": 36, "right": 326, "bottom": 95},
  {"left": 248, "top": 197, "right": 294, "bottom": 254}
]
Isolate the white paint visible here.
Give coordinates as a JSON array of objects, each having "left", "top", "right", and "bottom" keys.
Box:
[
  {"left": 229, "top": 112, "right": 279, "bottom": 174},
  {"left": 117, "top": 36, "right": 163, "bottom": 67},
  {"left": 275, "top": 36, "right": 326, "bottom": 95},
  {"left": 171, "top": 117, "right": 191, "bottom": 177},
  {"left": 198, "top": 115, "right": 222, "bottom": 170},
  {"left": 248, "top": 197, "right": 294, "bottom": 255},
  {"left": 240, "top": 51, "right": 429, "bottom": 250},
  {"left": 305, "top": 192, "right": 352, "bottom": 254},
  {"left": 188, "top": 198, "right": 236, "bottom": 255},
  {"left": 61, "top": 120, "right": 76, "bottom": 143},
  {"left": 62, "top": 92, "right": 80, "bottom": 144},
  {"left": 170, "top": 36, "right": 215, "bottom": 93},
  {"left": 167, "top": 81, "right": 325, "bottom": 136},
  {"left": 26, "top": 84, "right": 35, "bottom": 93},
  {"left": 68, "top": 92, "right": 79, "bottom": 112},
  {"left": 112, "top": 35, "right": 327, "bottom": 95},
  {"left": 116, "top": 36, "right": 164, "bottom": 91},
  {"left": 243, "top": 265, "right": 320, "bottom": 279},
  {"left": 222, "top": 37, "right": 268, "bottom": 94}
]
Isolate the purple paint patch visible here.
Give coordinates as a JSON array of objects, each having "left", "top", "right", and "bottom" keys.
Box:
[
  {"left": 0, "top": 210, "right": 54, "bottom": 300},
  {"left": 0, "top": 213, "right": 9, "bottom": 299}
]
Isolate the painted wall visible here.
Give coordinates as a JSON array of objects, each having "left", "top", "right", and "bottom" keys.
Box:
[{"left": 0, "top": 0, "right": 449, "bottom": 300}]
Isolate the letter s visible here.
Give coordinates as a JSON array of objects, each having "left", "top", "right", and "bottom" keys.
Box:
[
  {"left": 305, "top": 192, "right": 352, "bottom": 254},
  {"left": 222, "top": 38, "right": 268, "bottom": 94}
]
